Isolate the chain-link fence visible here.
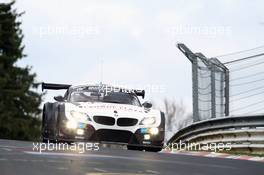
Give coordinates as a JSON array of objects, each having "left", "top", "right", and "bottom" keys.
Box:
[
  {"left": 218, "top": 49, "right": 264, "bottom": 116},
  {"left": 178, "top": 43, "right": 229, "bottom": 122},
  {"left": 178, "top": 43, "right": 264, "bottom": 124},
  {"left": 196, "top": 57, "right": 228, "bottom": 120}
]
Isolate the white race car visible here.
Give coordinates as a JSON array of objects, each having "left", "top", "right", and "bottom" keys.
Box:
[{"left": 41, "top": 83, "right": 165, "bottom": 152}]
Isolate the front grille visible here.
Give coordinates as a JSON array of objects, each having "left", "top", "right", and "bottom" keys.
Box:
[
  {"left": 93, "top": 116, "right": 115, "bottom": 126},
  {"left": 117, "top": 118, "right": 138, "bottom": 126},
  {"left": 95, "top": 129, "right": 133, "bottom": 143}
]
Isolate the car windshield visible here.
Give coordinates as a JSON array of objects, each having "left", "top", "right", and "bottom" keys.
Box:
[{"left": 69, "top": 86, "right": 141, "bottom": 106}]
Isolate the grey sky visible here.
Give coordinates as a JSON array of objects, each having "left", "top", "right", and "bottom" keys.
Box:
[{"left": 10, "top": 0, "right": 264, "bottom": 113}]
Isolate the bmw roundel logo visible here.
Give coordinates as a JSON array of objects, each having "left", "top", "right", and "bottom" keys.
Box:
[{"left": 114, "top": 110, "right": 118, "bottom": 116}]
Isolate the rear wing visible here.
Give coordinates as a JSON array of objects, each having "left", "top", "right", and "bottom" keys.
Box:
[
  {"left": 41, "top": 82, "right": 145, "bottom": 98},
  {"left": 41, "top": 82, "right": 71, "bottom": 91}
]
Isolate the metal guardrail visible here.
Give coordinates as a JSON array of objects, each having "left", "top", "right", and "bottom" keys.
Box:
[{"left": 167, "top": 115, "right": 264, "bottom": 155}]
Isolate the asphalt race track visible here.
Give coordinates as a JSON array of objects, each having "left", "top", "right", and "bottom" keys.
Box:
[{"left": 0, "top": 139, "right": 263, "bottom": 175}]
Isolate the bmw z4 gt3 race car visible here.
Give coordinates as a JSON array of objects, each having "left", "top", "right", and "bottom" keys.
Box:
[{"left": 41, "top": 83, "right": 165, "bottom": 152}]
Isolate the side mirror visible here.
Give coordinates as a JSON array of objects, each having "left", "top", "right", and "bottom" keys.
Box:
[
  {"left": 54, "top": 95, "right": 65, "bottom": 102},
  {"left": 142, "top": 101, "right": 152, "bottom": 108}
]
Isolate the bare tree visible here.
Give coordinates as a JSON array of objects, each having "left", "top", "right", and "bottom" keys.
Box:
[{"left": 163, "top": 98, "right": 192, "bottom": 140}]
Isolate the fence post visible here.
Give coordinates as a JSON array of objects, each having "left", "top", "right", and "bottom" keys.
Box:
[
  {"left": 192, "top": 57, "right": 200, "bottom": 122},
  {"left": 225, "top": 69, "right": 230, "bottom": 116},
  {"left": 177, "top": 43, "right": 200, "bottom": 122},
  {"left": 210, "top": 63, "right": 216, "bottom": 118}
]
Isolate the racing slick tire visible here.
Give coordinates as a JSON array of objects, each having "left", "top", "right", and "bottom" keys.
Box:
[
  {"left": 127, "top": 145, "right": 144, "bottom": 151},
  {"left": 144, "top": 147, "right": 162, "bottom": 152},
  {"left": 41, "top": 107, "right": 49, "bottom": 143}
]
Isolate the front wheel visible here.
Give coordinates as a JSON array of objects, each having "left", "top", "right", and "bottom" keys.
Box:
[
  {"left": 42, "top": 137, "right": 49, "bottom": 143},
  {"left": 145, "top": 147, "right": 162, "bottom": 152},
  {"left": 127, "top": 145, "right": 144, "bottom": 151},
  {"left": 42, "top": 110, "right": 49, "bottom": 143}
]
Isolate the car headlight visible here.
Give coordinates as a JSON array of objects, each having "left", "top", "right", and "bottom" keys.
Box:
[
  {"left": 140, "top": 117, "right": 156, "bottom": 125},
  {"left": 70, "top": 111, "right": 91, "bottom": 122},
  {"left": 66, "top": 120, "right": 78, "bottom": 129},
  {"left": 150, "top": 127, "right": 159, "bottom": 135}
]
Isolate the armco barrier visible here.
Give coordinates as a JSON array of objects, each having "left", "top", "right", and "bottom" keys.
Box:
[{"left": 167, "top": 115, "right": 264, "bottom": 155}]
